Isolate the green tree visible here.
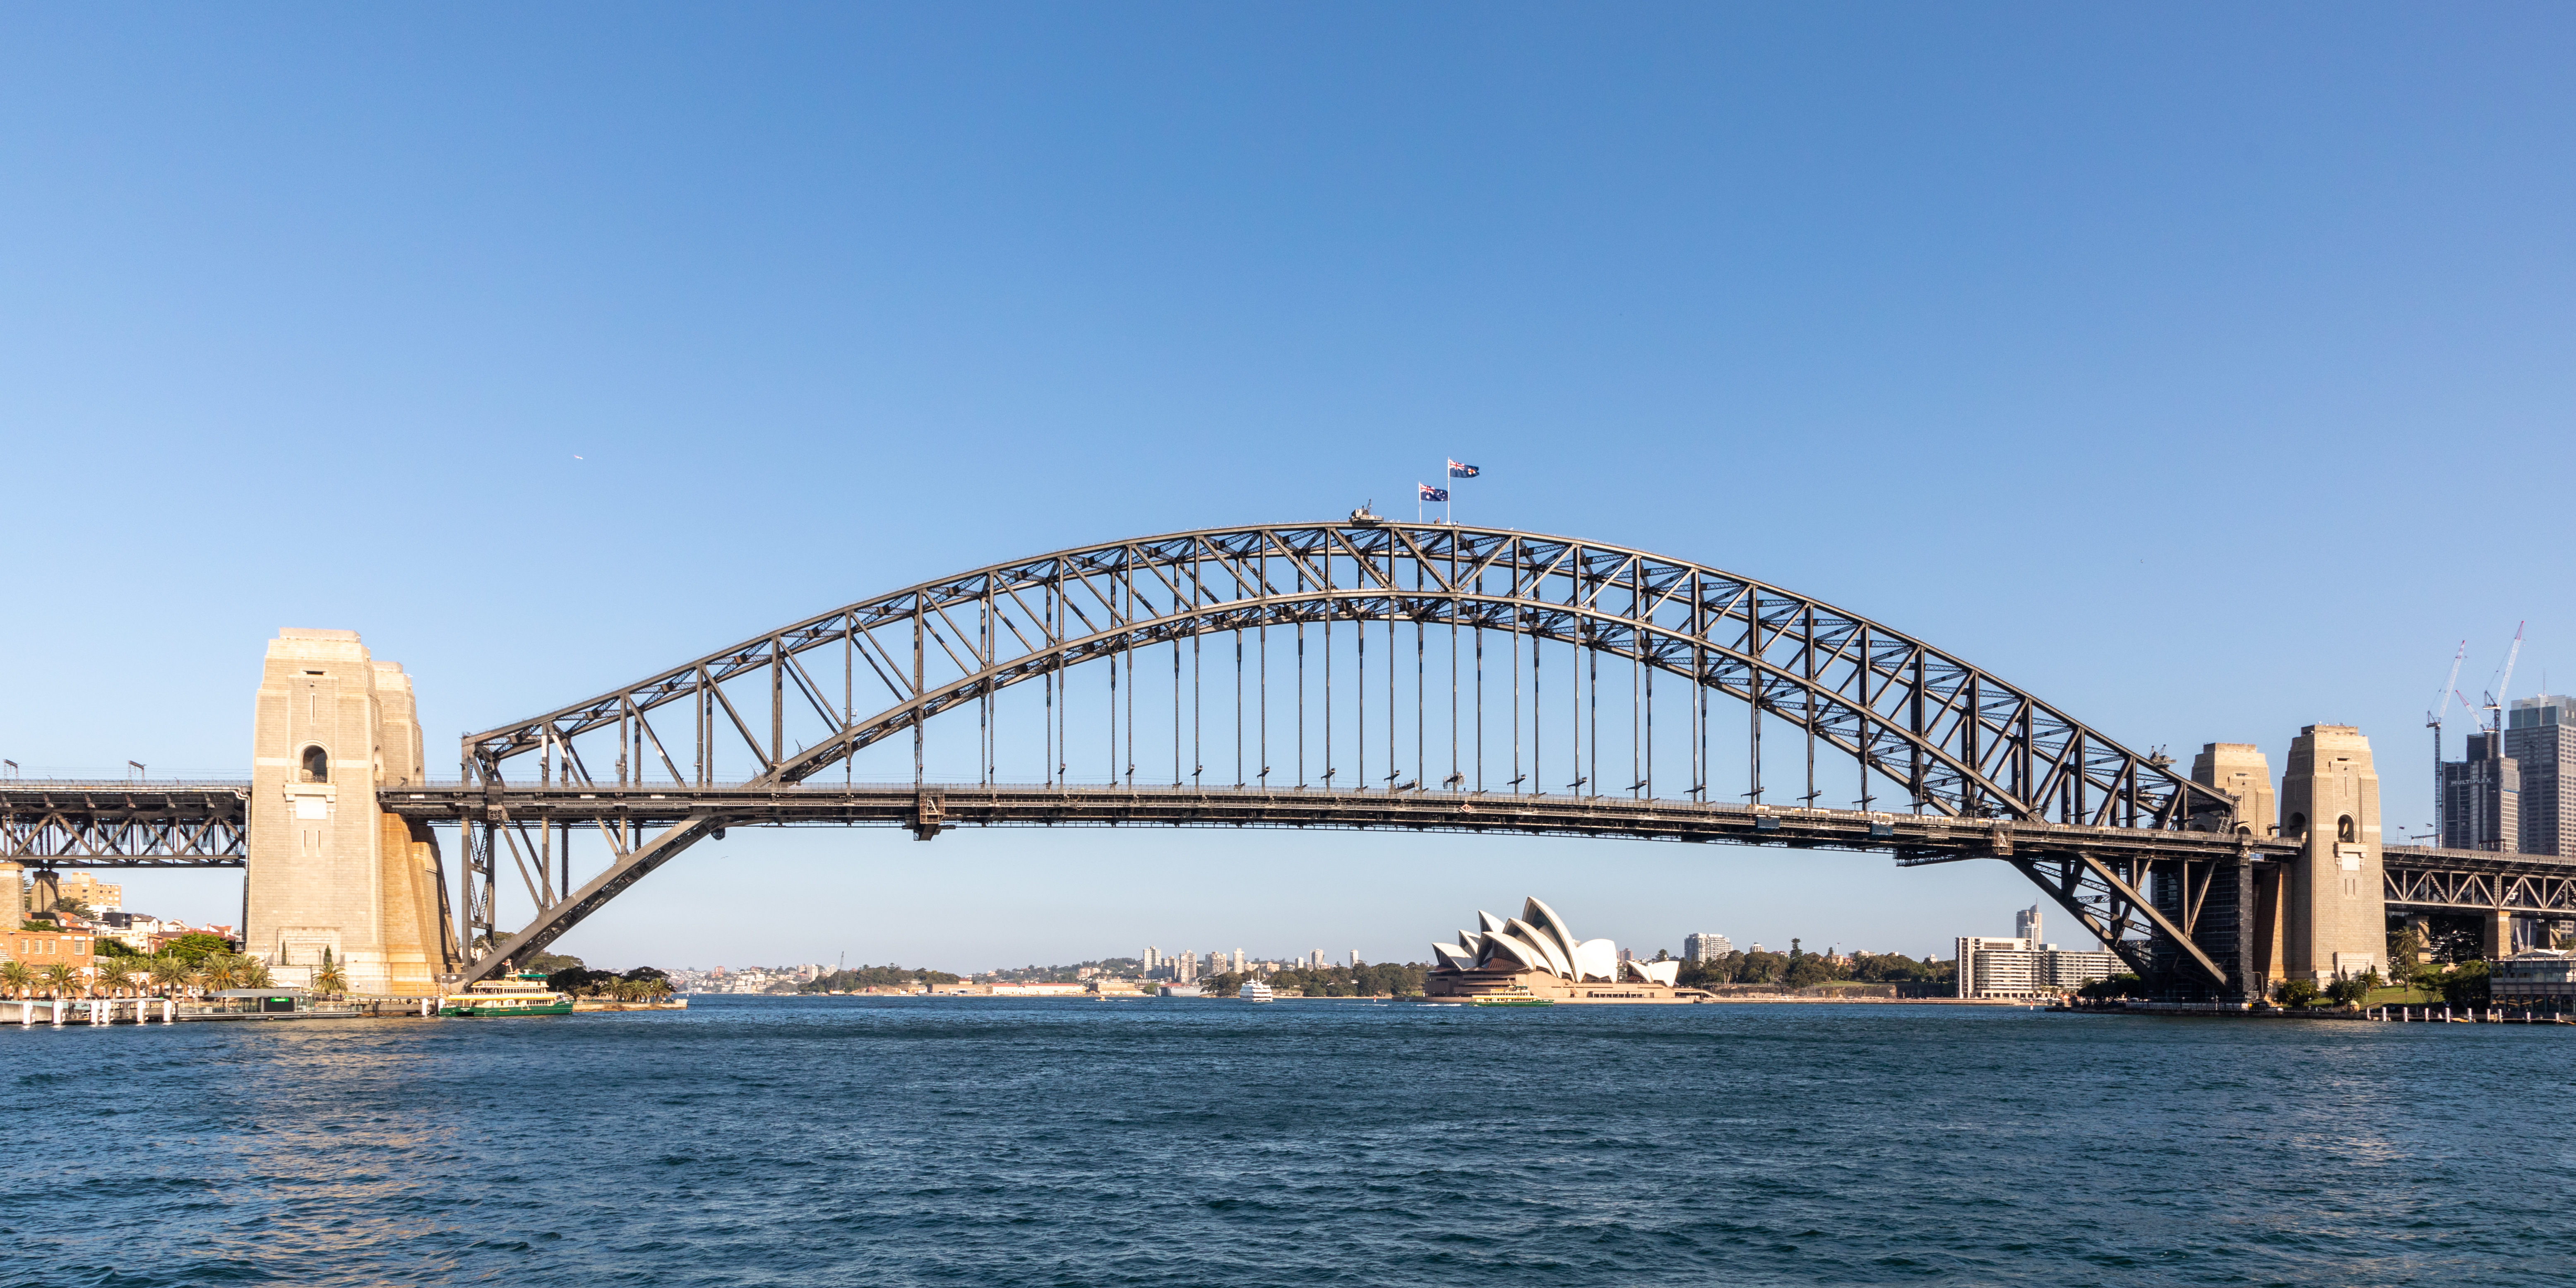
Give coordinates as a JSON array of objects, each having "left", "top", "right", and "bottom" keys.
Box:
[
  {"left": 0, "top": 959, "right": 34, "bottom": 998},
  {"left": 94, "top": 961, "right": 137, "bottom": 997},
  {"left": 237, "top": 959, "right": 274, "bottom": 990},
  {"left": 2386, "top": 921, "right": 2426, "bottom": 969},
  {"left": 201, "top": 956, "right": 241, "bottom": 991},
  {"left": 147, "top": 954, "right": 189, "bottom": 997},
  {"left": 39, "top": 962, "right": 81, "bottom": 997},
  {"left": 2273, "top": 978, "right": 2321, "bottom": 1008},
  {"left": 1784, "top": 954, "right": 1835, "bottom": 988},
  {"left": 2078, "top": 973, "right": 2143, "bottom": 1000},
  {"left": 312, "top": 958, "right": 348, "bottom": 996},
  {"left": 801, "top": 964, "right": 962, "bottom": 992},
  {"left": 160, "top": 932, "right": 232, "bottom": 965},
  {"left": 2438, "top": 960, "right": 2489, "bottom": 1008},
  {"left": 548, "top": 967, "right": 617, "bottom": 997}
]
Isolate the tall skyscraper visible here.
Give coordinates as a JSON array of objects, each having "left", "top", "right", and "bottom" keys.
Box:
[
  {"left": 1348, "top": 950, "right": 1362, "bottom": 968},
  {"left": 1143, "top": 946, "right": 1160, "bottom": 974},
  {"left": 2014, "top": 905, "right": 2043, "bottom": 946},
  {"left": 2507, "top": 695, "right": 2576, "bottom": 857},
  {"left": 2441, "top": 732, "right": 2520, "bottom": 852}
]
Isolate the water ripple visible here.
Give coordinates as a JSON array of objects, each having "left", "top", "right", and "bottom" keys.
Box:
[{"left": 5, "top": 998, "right": 2569, "bottom": 1286}]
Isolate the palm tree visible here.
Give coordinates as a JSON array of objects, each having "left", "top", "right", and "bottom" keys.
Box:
[
  {"left": 236, "top": 959, "right": 274, "bottom": 990},
  {"left": 0, "top": 960, "right": 34, "bottom": 999},
  {"left": 95, "top": 961, "right": 137, "bottom": 998},
  {"left": 202, "top": 955, "right": 240, "bottom": 992},
  {"left": 312, "top": 959, "right": 348, "bottom": 997},
  {"left": 642, "top": 976, "right": 674, "bottom": 1002},
  {"left": 39, "top": 963, "right": 80, "bottom": 998},
  {"left": 148, "top": 955, "right": 188, "bottom": 997},
  {"left": 183, "top": 967, "right": 211, "bottom": 998}
]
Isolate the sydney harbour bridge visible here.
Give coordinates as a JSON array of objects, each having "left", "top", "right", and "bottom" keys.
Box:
[{"left": 6, "top": 518, "right": 2569, "bottom": 1004}]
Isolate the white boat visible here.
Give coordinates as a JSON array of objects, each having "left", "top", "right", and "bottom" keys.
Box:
[{"left": 1240, "top": 980, "right": 1274, "bottom": 1002}]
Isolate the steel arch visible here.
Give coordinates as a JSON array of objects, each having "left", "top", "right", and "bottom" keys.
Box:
[{"left": 452, "top": 520, "right": 2236, "bottom": 979}]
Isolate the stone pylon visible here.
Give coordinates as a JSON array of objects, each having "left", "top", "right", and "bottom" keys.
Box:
[
  {"left": 244, "top": 629, "right": 451, "bottom": 996},
  {"left": 2279, "top": 724, "right": 2384, "bottom": 985},
  {"left": 2194, "top": 742, "right": 2283, "bottom": 986}
]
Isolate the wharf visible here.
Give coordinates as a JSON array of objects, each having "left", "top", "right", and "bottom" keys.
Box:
[{"left": 4, "top": 996, "right": 442, "bottom": 1026}]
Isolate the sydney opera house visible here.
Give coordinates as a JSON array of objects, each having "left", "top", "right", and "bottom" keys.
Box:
[{"left": 1428, "top": 897, "right": 1707, "bottom": 1003}]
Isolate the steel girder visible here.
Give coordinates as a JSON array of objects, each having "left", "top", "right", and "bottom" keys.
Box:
[
  {"left": 448, "top": 521, "right": 2238, "bottom": 981},
  {"left": 0, "top": 783, "right": 249, "bottom": 865},
  {"left": 2382, "top": 854, "right": 2576, "bottom": 915}
]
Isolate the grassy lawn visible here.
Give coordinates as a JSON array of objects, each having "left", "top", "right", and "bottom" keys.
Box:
[{"left": 2364, "top": 986, "right": 2441, "bottom": 1006}]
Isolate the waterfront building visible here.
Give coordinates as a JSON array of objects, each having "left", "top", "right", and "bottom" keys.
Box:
[
  {"left": 1426, "top": 896, "right": 1702, "bottom": 1003},
  {"left": 2506, "top": 695, "right": 2576, "bottom": 857},
  {"left": 4, "top": 925, "right": 99, "bottom": 980},
  {"left": 1955, "top": 926, "right": 2122, "bottom": 999},
  {"left": 2040, "top": 950, "right": 2121, "bottom": 992},
  {"left": 1681, "top": 932, "right": 1732, "bottom": 962},
  {"left": 2441, "top": 732, "right": 2519, "bottom": 852},
  {"left": 2489, "top": 950, "right": 2576, "bottom": 1006}
]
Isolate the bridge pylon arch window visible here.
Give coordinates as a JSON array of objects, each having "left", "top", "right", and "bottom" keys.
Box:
[
  {"left": 300, "top": 745, "right": 329, "bottom": 784},
  {"left": 2338, "top": 815, "right": 2357, "bottom": 844}
]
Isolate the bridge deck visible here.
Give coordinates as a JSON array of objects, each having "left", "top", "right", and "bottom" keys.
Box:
[
  {"left": 6, "top": 779, "right": 2571, "bottom": 915},
  {"left": 369, "top": 780, "right": 2290, "bottom": 864}
]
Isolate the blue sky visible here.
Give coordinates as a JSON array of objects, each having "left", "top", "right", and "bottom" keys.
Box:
[{"left": 5, "top": 5, "right": 2571, "bottom": 971}]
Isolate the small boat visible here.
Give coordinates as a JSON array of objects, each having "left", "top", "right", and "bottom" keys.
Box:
[
  {"left": 1240, "top": 980, "right": 1274, "bottom": 1002},
  {"left": 1471, "top": 995, "right": 1555, "bottom": 1007},
  {"left": 439, "top": 972, "right": 574, "bottom": 1017}
]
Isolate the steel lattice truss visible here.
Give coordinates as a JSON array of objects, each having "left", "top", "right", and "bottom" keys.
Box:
[
  {"left": 0, "top": 784, "right": 248, "bottom": 865},
  {"left": 447, "top": 520, "right": 2242, "bottom": 982},
  {"left": 2383, "top": 850, "right": 2576, "bottom": 914}
]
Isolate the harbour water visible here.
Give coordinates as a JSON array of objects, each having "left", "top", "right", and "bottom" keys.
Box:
[{"left": 9, "top": 996, "right": 2572, "bottom": 1286}]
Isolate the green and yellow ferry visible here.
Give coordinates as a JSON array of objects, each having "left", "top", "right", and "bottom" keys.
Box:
[{"left": 439, "top": 972, "right": 574, "bottom": 1018}]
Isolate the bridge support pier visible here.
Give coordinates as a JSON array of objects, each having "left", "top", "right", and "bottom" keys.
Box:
[
  {"left": 245, "top": 629, "right": 454, "bottom": 997},
  {"left": 2481, "top": 909, "right": 2504, "bottom": 960},
  {"left": 2191, "top": 743, "right": 2280, "bottom": 1002},
  {"left": 2280, "top": 724, "right": 2385, "bottom": 987}
]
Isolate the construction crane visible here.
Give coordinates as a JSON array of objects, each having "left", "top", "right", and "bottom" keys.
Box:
[
  {"left": 2429, "top": 640, "right": 2466, "bottom": 845},
  {"left": 2483, "top": 621, "right": 2527, "bottom": 736}
]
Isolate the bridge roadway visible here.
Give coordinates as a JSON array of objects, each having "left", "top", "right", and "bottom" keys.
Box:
[{"left": 8, "top": 778, "right": 2574, "bottom": 922}]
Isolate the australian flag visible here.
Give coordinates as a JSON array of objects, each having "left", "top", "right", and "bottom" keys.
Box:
[
  {"left": 1418, "top": 483, "right": 1449, "bottom": 502},
  {"left": 1447, "top": 459, "right": 1480, "bottom": 478}
]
